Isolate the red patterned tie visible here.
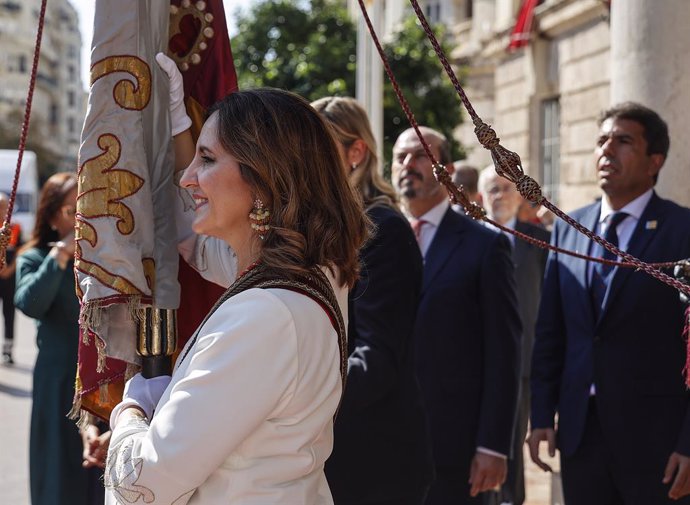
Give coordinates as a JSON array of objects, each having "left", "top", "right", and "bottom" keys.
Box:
[{"left": 410, "top": 218, "right": 427, "bottom": 247}]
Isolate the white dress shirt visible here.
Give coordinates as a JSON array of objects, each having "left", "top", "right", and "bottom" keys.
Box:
[
  {"left": 409, "top": 199, "right": 449, "bottom": 259},
  {"left": 587, "top": 188, "right": 653, "bottom": 282}
]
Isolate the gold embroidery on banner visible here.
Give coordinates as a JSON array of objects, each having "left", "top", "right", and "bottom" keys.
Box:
[
  {"left": 142, "top": 258, "right": 155, "bottom": 292},
  {"left": 91, "top": 55, "right": 151, "bottom": 111},
  {"left": 76, "top": 214, "right": 97, "bottom": 248},
  {"left": 169, "top": 1, "right": 216, "bottom": 72},
  {"left": 75, "top": 133, "right": 146, "bottom": 296},
  {"left": 74, "top": 250, "right": 144, "bottom": 296},
  {"left": 77, "top": 134, "right": 144, "bottom": 238}
]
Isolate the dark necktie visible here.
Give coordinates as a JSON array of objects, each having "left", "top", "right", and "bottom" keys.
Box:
[{"left": 590, "top": 211, "right": 628, "bottom": 317}]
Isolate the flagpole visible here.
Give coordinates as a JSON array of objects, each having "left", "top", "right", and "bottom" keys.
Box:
[{"left": 137, "top": 308, "right": 177, "bottom": 377}]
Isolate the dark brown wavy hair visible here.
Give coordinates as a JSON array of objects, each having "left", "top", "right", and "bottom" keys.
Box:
[
  {"left": 21, "top": 172, "right": 77, "bottom": 252},
  {"left": 207, "top": 89, "right": 370, "bottom": 288}
]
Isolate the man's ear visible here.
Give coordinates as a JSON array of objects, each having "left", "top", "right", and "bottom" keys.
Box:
[
  {"left": 445, "top": 162, "right": 455, "bottom": 175},
  {"left": 649, "top": 153, "right": 664, "bottom": 178}
]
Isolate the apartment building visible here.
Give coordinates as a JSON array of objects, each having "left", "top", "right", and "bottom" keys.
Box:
[{"left": 0, "top": 0, "right": 85, "bottom": 173}]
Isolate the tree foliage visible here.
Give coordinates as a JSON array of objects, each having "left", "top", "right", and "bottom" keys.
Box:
[
  {"left": 382, "top": 16, "right": 464, "bottom": 162},
  {"left": 232, "top": 0, "right": 356, "bottom": 99},
  {"left": 232, "top": 1, "right": 464, "bottom": 163}
]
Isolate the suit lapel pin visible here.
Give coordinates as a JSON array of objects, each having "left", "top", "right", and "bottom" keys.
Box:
[{"left": 645, "top": 220, "right": 658, "bottom": 230}]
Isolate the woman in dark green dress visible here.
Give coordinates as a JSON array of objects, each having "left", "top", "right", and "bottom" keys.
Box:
[{"left": 14, "top": 172, "right": 89, "bottom": 505}]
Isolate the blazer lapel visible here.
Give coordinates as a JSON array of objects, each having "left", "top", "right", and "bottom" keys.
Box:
[
  {"left": 575, "top": 203, "right": 602, "bottom": 292},
  {"left": 422, "top": 209, "right": 464, "bottom": 295},
  {"left": 601, "top": 193, "right": 661, "bottom": 318}
]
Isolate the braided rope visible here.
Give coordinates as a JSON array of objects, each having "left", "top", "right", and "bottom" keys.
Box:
[
  {"left": 0, "top": 0, "right": 48, "bottom": 269},
  {"left": 355, "top": 0, "right": 689, "bottom": 296},
  {"left": 406, "top": 0, "right": 689, "bottom": 293}
]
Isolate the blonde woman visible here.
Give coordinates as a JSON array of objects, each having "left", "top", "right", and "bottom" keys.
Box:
[{"left": 314, "top": 96, "right": 434, "bottom": 505}]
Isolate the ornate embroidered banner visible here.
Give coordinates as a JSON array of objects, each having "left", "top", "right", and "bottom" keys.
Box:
[{"left": 73, "top": 0, "right": 237, "bottom": 421}]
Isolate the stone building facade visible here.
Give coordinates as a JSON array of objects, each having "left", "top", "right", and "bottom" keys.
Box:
[
  {"left": 377, "top": 0, "right": 689, "bottom": 211},
  {"left": 0, "top": 0, "right": 85, "bottom": 173},
  {"left": 449, "top": 0, "right": 613, "bottom": 211}
]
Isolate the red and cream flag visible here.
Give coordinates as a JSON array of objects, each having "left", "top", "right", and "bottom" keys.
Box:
[{"left": 73, "top": 0, "right": 237, "bottom": 421}]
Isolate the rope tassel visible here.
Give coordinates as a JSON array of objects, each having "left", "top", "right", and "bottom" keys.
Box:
[{"left": 0, "top": 224, "right": 12, "bottom": 270}]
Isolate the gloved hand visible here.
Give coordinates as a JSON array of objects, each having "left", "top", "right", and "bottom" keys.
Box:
[
  {"left": 109, "top": 373, "right": 172, "bottom": 429},
  {"left": 155, "top": 52, "right": 192, "bottom": 136}
]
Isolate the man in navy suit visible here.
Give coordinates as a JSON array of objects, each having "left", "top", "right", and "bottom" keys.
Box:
[
  {"left": 392, "top": 126, "right": 521, "bottom": 504},
  {"left": 528, "top": 102, "right": 690, "bottom": 504},
  {"left": 478, "top": 167, "right": 550, "bottom": 505}
]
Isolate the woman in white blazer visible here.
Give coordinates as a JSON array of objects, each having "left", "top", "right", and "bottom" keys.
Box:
[{"left": 104, "top": 87, "right": 369, "bottom": 504}]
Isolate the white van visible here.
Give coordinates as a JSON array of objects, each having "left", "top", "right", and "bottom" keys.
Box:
[{"left": 0, "top": 149, "right": 39, "bottom": 241}]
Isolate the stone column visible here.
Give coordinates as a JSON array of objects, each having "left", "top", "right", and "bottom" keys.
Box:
[
  {"left": 472, "top": 0, "right": 496, "bottom": 43},
  {"left": 356, "top": 0, "right": 384, "bottom": 164},
  {"left": 610, "top": 0, "right": 690, "bottom": 206}
]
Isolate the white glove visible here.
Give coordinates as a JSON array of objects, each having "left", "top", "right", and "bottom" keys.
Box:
[
  {"left": 155, "top": 52, "right": 192, "bottom": 136},
  {"left": 109, "top": 373, "right": 172, "bottom": 429}
]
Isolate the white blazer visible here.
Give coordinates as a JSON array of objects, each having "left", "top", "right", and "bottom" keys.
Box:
[{"left": 106, "top": 226, "right": 348, "bottom": 504}]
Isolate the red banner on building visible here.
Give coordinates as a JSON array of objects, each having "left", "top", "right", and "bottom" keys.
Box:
[{"left": 508, "top": 0, "right": 539, "bottom": 51}]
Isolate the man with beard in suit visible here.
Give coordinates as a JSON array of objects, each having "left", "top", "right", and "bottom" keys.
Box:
[{"left": 392, "top": 126, "right": 521, "bottom": 504}]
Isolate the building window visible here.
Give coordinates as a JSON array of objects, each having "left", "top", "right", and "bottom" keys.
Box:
[
  {"left": 68, "top": 64, "right": 76, "bottom": 80},
  {"left": 68, "top": 116, "right": 75, "bottom": 134},
  {"left": 8, "top": 54, "right": 27, "bottom": 73},
  {"left": 1, "top": 1, "right": 21, "bottom": 13},
  {"left": 50, "top": 103, "right": 58, "bottom": 125},
  {"left": 1, "top": 1, "right": 21, "bottom": 12},
  {"left": 540, "top": 98, "right": 560, "bottom": 205},
  {"left": 67, "top": 90, "right": 75, "bottom": 107},
  {"left": 425, "top": 1, "right": 441, "bottom": 23}
]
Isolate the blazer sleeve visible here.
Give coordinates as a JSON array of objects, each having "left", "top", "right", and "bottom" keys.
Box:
[
  {"left": 178, "top": 233, "right": 238, "bottom": 288},
  {"left": 105, "top": 290, "right": 302, "bottom": 503},
  {"left": 530, "top": 222, "right": 567, "bottom": 429},
  {"left": 476, "top": 233, "right": 522, "bottom": 454},
  {"left": 14, "top": 250, "right": 67, "bottom": 320},
  {"left": 340, "top": 210, "right": 422, "bottom": 412}
]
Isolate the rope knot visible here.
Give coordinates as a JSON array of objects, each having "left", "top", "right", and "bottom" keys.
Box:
[
  {"left": 432, "top": 162, "right": 451, "bottom": 183},
  {"left": 516, "top": 175, "right": 544, "bottom": 204},
  {"left": 464, "top": 202, "right": 487, "bottom": 220},
  {"left": 474, "top": 119, "right": 500, "bottom": 150},
  {"left": 491, "top": 146, "right": 524, "bottom": 183}
]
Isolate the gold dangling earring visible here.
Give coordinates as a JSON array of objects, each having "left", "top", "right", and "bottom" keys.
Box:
[{"left": 249, "top": 198, "right": 271, "bottom": 240}]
